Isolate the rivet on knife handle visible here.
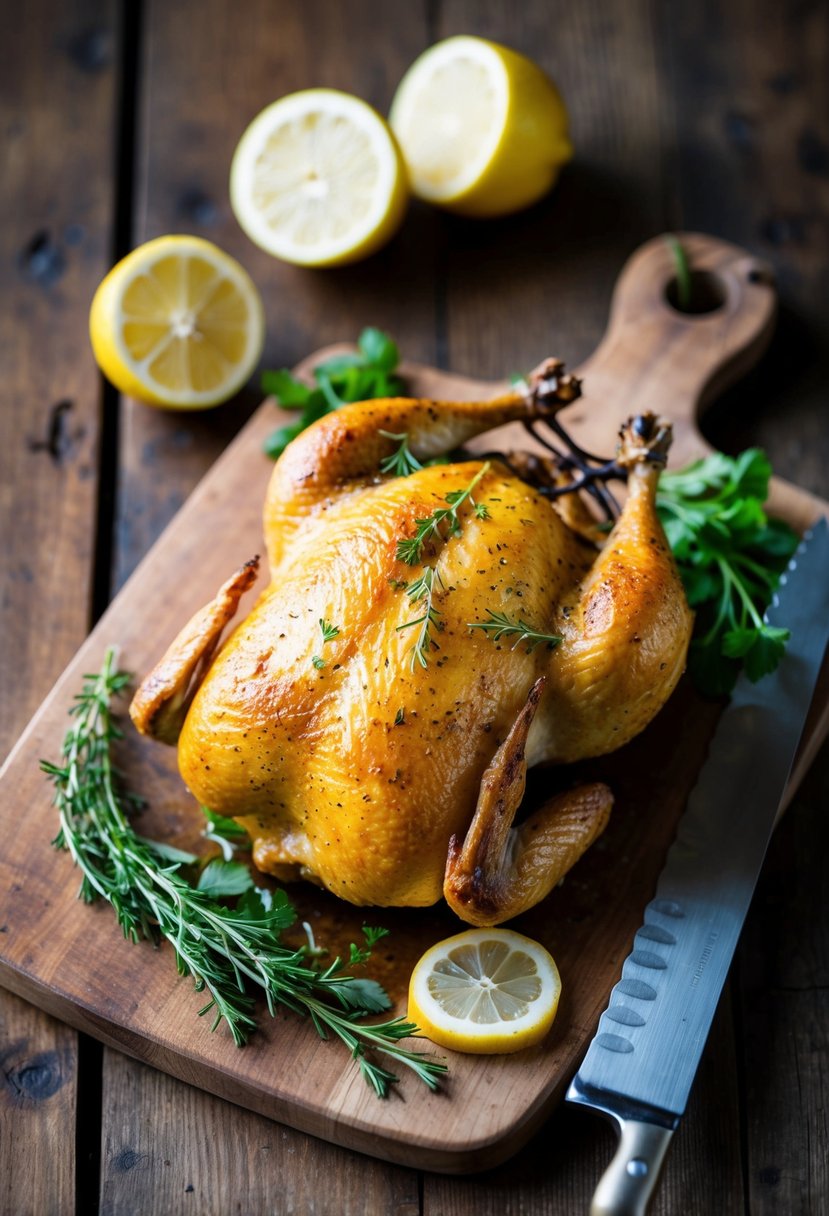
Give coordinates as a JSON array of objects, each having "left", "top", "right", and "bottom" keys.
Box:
[{"left": 590, "top": 1119, "right": 673, "bottom": 1216}]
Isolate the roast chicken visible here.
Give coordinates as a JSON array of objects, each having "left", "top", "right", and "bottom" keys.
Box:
[{"left": 131, "top": 360, "right": 693, "bottom": 925}]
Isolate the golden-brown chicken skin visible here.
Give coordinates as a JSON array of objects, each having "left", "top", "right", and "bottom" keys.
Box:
[{"left": 131, "top": 362, "right": 693, "bottom": 925}]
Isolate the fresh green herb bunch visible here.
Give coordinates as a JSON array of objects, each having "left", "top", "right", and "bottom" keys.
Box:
[
  {"left": 42, "top": 650, "right": 446, "bottom": 1098},
  {"left": 263, "top": 328, "right": 403, "bottom": 459},
  {"left": 656, "top": 448, "right": 798, "bottom": 697}
]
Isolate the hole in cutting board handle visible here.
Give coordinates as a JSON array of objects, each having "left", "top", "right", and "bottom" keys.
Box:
[{"left": 664, "top": 270, "right": 727, "bottom": 316}]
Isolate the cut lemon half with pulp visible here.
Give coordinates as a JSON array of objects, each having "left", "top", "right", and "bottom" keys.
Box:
[
  {"left": 89, "top": 235, "right": 265, "bottom": 409},
  {"left": 390, "top": 36, "right": 572, "bottom": 217},
  {"left": 408, "top": 928, "right": 561, "bottom": 1054},
  {"left": 230, "top": 89, "right": 408, "bottom": 267}
]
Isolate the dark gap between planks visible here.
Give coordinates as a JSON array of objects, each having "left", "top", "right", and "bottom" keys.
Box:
[
  {"left": 91, "top": 0, "right": 143, "bottom": 628},
  {"left": 81, "top": 2, "right": 145, "bottom": 1214}
]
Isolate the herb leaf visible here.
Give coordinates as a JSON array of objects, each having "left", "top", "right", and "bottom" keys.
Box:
[
  {"left": 197, "top": 859, "right": 256, "bottom": 898},
  {"left": 396, "top": 567, "right": 443, "bottom": 670},
  {"left": 312, "top": 619, "right": 341, "bottom": 670},
  {"left": 263, "top": 329, "right": 405, "bottom": 459},
  {"left": 396, "top": 462, "right": 491, "bottom": 566},
  {"left": 359, "top": 327, "right": 399, "bottom": 371},
  {"left": 379, "top": 431, "right": 423, "bottom": 478},
  {"left": 469, "top": 610, "right": 563, "bottom": 652},
  {"left": 656, "top": 448, "right": 798, "bottom": 697},
  {"left": 44, "top": 651, "right": 447, "bottom": 1097},
  {"left": 201, "top": 807, "right": 250, "bottom": 862},
  {"left": 319, "top": 619, "right": 340, "bottom": 644}
]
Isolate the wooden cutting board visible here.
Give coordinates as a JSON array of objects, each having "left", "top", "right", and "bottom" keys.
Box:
[{"left": 0, "top": 233, "right": 826, "bottom": 1174}]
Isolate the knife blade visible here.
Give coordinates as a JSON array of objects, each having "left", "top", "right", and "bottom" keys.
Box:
[{"left": 566, "top": 517, "right": 829, "bottom": 1216}]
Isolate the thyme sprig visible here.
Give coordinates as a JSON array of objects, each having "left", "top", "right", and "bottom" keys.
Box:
[
  {"left": 379, "top": 431, "right": 423, "bottom": 478},
  {"left": 42, "top": 651, "right": 446, "bottom": 1098},
  {"left": 469, "top": 610, "right": 563, "bottom": 653},
  {"left": 396, "top": 567, "right": 444, "bottom": 670},
  {"left": 396, "top": 462, "right": 491, "bottom": 566},
  {"left": 312, "top": 618, "right": 340, "bottom": 670}
]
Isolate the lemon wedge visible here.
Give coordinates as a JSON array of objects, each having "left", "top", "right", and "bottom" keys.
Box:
[
  {"left": 390, "top": 36, "right": 572, "bottom": 217},
  {"left": 408, "top": 928, "right": 561, "bottom": 1054},
  {"left": 89, "top": 236, "right": 265, "bottom": 409},
  {"left": 230, "top": 89, "right": 408, "bottom": 267}
]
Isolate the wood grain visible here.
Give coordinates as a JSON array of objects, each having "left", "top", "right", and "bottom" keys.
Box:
[
  {"left": 100, "top": 1055, "right": 418, "bottom": 1216},
  {"left": 114, "top": 0, "right": 439, "bottom": 591},
  {"left": 0, "top": 1, "right": 119, "bottom": 1212},
  {"left": 0, "top": 991, "right": 78, "bottom": 1216},
  {"left": 0, "top": 234, "right": 826, "bottom": 1176}
]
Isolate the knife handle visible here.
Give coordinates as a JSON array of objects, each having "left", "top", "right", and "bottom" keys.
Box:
[{"left": 590, "top": 1119, "right": 674, "bottom": 1216}]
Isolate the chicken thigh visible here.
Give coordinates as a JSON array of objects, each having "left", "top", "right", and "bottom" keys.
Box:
[{"left": 131, "top": 361, "right": 693, "bottom": 925}]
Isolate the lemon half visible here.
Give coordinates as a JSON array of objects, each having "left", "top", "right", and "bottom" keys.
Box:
[
  {"left": 390, "top": 36, "right": 572, "bottom": 217},
  {"left": 230, "top": 89, "right": 408, "bottom": 267},
  {"left": 90, "top": 235, "right": 265, "bottom": 409},
  {"left": 408, "top": 928, "right": 561, "bottom": 1054}
]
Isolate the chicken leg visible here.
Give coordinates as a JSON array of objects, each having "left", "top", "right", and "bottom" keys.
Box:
[
  {"left": 264, "top": 358, "right": 580, "bottom": 569},
  {"left": 542, "top": 415, "right": 694, "bottom": 760}
]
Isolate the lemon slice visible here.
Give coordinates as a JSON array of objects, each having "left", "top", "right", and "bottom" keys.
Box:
[
  {"left": 230, "top": 89, "right": 408, "bottom": 267},
  {"left": 390, "top": 36, "right": 572, "bottom": 217},
  {"left": 89, "top": 235, "right": 265, "bottom": 409},
  {"left": 408, "top": 928, "right": 561, "bottom": 1054}
]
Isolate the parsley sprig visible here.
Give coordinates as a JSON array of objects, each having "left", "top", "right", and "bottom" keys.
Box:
[
  {"left": 656, "top": 449, "right": 798, "bottom": 696},
  {"left": 42, "top": 651, "right": 446, "bottom": 1098},
  {"left": 396, "top": 462, "right": 491, "bottom": 566},
  {"left": 263, "top": 328, "right": 403, "bottom": 460},
  {"left": 468, "top": 610, "right": 563, "bottom": 652}
]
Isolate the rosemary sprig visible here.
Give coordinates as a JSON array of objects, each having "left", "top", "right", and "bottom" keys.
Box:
[
  {"left": 469, "top": 609, "right": 563, "bottom": 652},
  {"left": 312, "top": 618, "right": 341, "bottom": 670},
  {"left": 42, "top": 651, "right": 446, "bottom": 1098},
  {"left": 396, "top": 567, "right": 444, "bottom": 670},
  {"left": 396, "top": 462, "right": 491, "bottom": 566},
  {"left": 379, "top": 431, "right": 423, "bottom": 478}
]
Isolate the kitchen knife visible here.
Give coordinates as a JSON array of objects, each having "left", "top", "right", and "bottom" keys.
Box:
[{"left": 566, "top": 518, "right": 829, "bottom": 1216}]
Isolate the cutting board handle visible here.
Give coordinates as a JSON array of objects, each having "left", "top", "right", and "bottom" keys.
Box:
[{"left": 576, "top": 232, "right": 776, "bottom": 468}]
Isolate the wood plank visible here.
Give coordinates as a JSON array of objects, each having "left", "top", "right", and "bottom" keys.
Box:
[
  {"left": 662, "top": 0, "right": 829, "bottom": 498},
  {"left": 0, "top": 1, "right": 120, "bottom": 1212},
  {"left": 113, "top": 0, "right": 439, "bottom": 590},
  {"left": 739, "top": 746, "right": 829, "bottom": 1214},
  {"left": 100, "top": 1055, "right": 419, "bottom": 1216},
  {"left": 434, "top": 0, "right": 671, "bottom": 376},
  {"left": 660, "top": 3, "right": 829, "bottom": 1208},
  {"left": 0, "top": 0, "right": 116, "bottom": 748},
  {"left": 0, "top": 990, "right": 78, "bottom": 1216},
  {"left": 104, "top": 1, "right": 432, "bottom": 1209}
]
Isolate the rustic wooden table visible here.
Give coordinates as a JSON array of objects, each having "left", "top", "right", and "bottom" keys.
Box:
[{"left": 2, "top": 1, "right": 828, "bottom": 1212}]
